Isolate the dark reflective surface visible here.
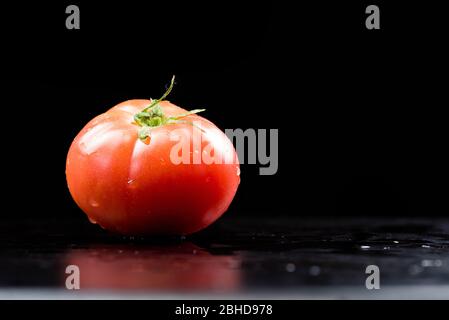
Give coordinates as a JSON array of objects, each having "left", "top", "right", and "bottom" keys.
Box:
[
  {"left": 64, "top": 244, "right": 241, "bottom": 291},
  {"left": 1, "top": 217, "right": 449, "bottom": 296}
]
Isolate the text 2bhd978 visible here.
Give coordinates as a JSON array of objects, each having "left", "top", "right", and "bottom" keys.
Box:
[{"left": 219, "top": 304, "right": 273, "bottom": 315}]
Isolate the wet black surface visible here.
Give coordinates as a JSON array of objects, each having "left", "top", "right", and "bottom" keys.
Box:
[{"left": 1, "top": 217, "right": 449, "bottom": 294}]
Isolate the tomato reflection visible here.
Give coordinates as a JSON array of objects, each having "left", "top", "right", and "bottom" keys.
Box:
[{"left": 64, "top": 242, "right": 241, "bottom": 291}]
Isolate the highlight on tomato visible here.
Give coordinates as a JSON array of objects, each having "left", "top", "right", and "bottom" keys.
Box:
[{"left": 66, "top": 77, "right": 240, "bottom": 235}]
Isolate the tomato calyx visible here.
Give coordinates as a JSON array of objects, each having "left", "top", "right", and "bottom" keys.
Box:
[{"left": 133, "top": 76, "right": 205, "bottom": 143}]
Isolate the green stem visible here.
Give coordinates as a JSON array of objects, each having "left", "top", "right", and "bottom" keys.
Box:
[
  {"left": 133, "top": 76, "right": 206, "bottom": 142},
  {"left": 141, "top": 75, "right": 176, "bottom": 113}
]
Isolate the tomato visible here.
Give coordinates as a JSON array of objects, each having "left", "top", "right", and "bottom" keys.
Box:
[{"left": 66, "top": 77, "right": 240, "bottom": 235}]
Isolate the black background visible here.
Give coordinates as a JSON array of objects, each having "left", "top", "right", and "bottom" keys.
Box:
[{"left": 3, "top": 1, "right": 448, "bottom": 221}]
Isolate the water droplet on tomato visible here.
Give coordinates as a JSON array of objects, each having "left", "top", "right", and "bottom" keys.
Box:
[
  {"left": 89, "top": 199, "right": 100, "bottom": 207},
  {"left": 236, "top": 167, "right": 241, "bottom": 176},
  {"left": 127, "top": 179, "right": 138, "bottom": 189},
  {"left": 79, "top": 142, "right": 97, "bottom": 156},
  {"left": 88, "top": 216, "right": 97, "bottom": 224}
]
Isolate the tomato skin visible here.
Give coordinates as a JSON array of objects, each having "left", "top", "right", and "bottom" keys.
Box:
[{"left": 66, "top": 100, "right": 240, "bottom": 235}]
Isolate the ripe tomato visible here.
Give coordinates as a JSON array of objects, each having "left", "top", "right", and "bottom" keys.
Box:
[{"left": 66, "top": 78, "right": 240, "bottom": 235}]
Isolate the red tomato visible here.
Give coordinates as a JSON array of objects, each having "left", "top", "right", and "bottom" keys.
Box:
[{"left": 66, "top": 78, "right": 240, "bottom": 235}]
